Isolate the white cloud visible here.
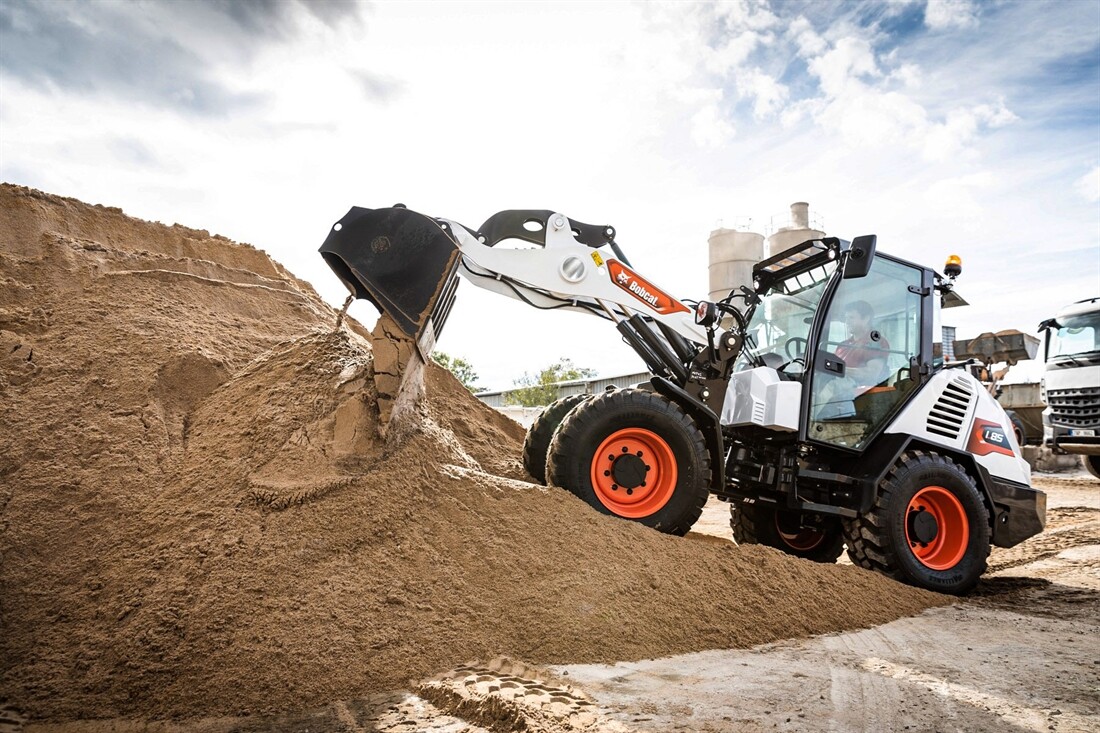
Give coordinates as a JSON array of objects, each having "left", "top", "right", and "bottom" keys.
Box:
[
  {"left": 922, "top": 100, "right": 1018, "bottom": 161},
  {"left": 787, "top": 15, "right": 827, "bottom": 57},
  {"left": 925, "top": 0, "right": 979, "bottom": 30},
  {"left": 738, "top": 68, "right": 789, "bottom": 119},
  {"left": 1076, "top": 166, "right": 1100, "bottom": 203},
  {"left": 807, "top": 37, "right": 880, "bottom": 96},
  {"left": 691, "top": 102, "right": 737, "bottom": 148}
]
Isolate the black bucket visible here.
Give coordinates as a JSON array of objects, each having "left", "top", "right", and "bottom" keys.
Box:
[{"left": 319, "top": 206, "right": 462, "bottom": 346}]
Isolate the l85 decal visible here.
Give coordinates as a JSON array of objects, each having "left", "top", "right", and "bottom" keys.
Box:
[{"left": 967, "top": 418, "right": 1015, "bottom": 457}]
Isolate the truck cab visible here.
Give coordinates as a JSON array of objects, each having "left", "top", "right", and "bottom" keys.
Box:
[{"left": 1039, "top": 297, "right": 1100, "bottom": 476}]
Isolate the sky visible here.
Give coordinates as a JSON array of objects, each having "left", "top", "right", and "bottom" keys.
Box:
[{"left": 1, "top": 0, "right": 1098, "bottom": 390}]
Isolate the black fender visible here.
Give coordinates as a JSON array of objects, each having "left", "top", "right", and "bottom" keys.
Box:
[{"left": 650, "top": 376, "right": 725, "bottom": 494}]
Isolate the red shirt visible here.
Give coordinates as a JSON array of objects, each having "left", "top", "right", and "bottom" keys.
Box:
[{"left": 837, "top": 336, "right": 891, "bottom": 384}]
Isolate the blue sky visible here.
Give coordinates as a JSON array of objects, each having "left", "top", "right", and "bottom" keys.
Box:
[{"left": 2, "top": 0, "right": 1097, "bottom": 389}]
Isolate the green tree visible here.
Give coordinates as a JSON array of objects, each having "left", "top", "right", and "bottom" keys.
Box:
[
  {"left": 431, "top": 351, "right": 481, "bottom": 392},
  {"left": 505, "top": 358, "right": 597, "bottom": 407}
]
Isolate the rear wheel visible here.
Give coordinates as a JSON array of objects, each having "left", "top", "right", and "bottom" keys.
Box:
[
  {"left": 522, "top": 394, "right": 591, "bottom": 484},
  {"left": 546, "top": 389, "right": 710, "bottom": 535},
  {"left": 843, "top": 451, "right": 990, "bottom": 595},
  {"left": 730, "top": 503, "right": 844, "bottom": 563}
]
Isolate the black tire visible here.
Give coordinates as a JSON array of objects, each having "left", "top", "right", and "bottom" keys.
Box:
[
  {"left": 1006, "top": 410, "right": 1026, "bottom": 446},
  {"left": 843, "top": 450, "right": 991, "bottom": 595},
  {"left": 522, "top": 394, "right": 592, "bottom": 484},
  {"left": 730, "top": 503, "right": 845, "bottom": 563},
  {"left": 546, "top": 389, "right": 710, "bottom": 536},
  {"left": 1083, "top": 455, "right": 1100, "bottom": 481}
]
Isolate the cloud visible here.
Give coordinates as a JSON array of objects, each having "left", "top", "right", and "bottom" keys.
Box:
[
  {"left": 924, "top": 0, "right": 979, "bottom": 30},
  {"left": 1076, "top": 166, "right": 1100, "bottom": 203},
  {"left": 0, "top": 0, "right": 365, "bottom": 115},
  {"left": 690, "top": 95, "right": 736, "bottom": 148}
]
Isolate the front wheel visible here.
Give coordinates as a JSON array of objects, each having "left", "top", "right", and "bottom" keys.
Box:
[
  {"left": 1083, "top": 455, "right": 1100, "bottom": 481},
  {"left": 730, "top": 503, "right": 844, "bottom": 563},
  {"left": 546, "top": 389, "right": 710, "bottom": 535},
  {"left": 843, "top": 451, "right": 990, "bottom": 595}
]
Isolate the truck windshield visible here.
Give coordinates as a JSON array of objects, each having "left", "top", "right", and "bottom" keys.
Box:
[
  {"left": 739, "top": 262, "right": 838, "bottom": 373},
  {"left": 1050, "top": 312, "right": 1100, "bottom": 359}
]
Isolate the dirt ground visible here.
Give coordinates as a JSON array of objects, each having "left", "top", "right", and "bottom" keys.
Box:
[{"left": 10, "top": 472, "right": 1094, "bottom": 733}]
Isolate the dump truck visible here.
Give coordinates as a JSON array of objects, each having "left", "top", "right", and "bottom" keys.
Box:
[
  {"left": 1039, "top": 297, "right": 1100, "bottom": 478},
  {"left": 319, "top": 206, "right": 1045, "bottom": 594}
]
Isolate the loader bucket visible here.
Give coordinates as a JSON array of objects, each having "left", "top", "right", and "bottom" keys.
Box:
[
  {"left": 320, "top": 206, "right": 463, "bottom": 437},
  {"left": 319, "top": 206, "right": 463, "bottom": 350}
]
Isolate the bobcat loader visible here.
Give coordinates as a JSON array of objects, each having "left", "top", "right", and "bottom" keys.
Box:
[{"left": 319, "top": 205, "right": 1045, "bottom": 594}]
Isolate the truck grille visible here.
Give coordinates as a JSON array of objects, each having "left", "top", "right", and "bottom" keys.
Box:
[
  {"left": 1047, "top": 387, "right": 1100, "bottom": 429},
  {"left": 927, "top": 376, "right": 973, "bottom": 440}
]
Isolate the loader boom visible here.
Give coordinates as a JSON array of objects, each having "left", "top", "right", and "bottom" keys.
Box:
[{"left": 320, "top": 205, "right": 715, "bottom": 430}]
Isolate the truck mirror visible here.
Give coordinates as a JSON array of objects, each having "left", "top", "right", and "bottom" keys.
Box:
[{"left": 843, "top": 235, "right": 877, "bottom": 279}]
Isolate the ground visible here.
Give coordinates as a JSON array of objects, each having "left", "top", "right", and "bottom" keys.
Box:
[{"left": 9, "top": 472, "right": 1095, "bottom": 733}]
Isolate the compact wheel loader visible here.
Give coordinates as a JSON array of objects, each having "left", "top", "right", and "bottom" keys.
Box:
[{"left": 320, "top": 205, "right": 1046, "bottom": 595}]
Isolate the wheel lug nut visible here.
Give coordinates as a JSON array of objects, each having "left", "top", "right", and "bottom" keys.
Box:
[
  {"left": 626, "top": 488, "right": 634, "bottom": 495},
  {"left": 604, "top": 470, "right": 611, "bottom": 477},
  {"left": 611, "top": 484, "right": 618, "bottom": 491},
  {"left": 636, "top": 451, "right": 643, "bottom": 456},
  {"left": 622, "top": 447, "right": 628, "bottom": 453}
]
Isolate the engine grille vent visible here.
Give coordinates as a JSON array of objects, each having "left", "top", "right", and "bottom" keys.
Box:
[
  {"left": 752, "top": 399, "right": 766, "bottom": 424},
  {"left": 927, "top": 376, "right": 974, "bottom": 439},
  {"left": 1046, "top": 386, "right": 1100, "bottom": 428}
]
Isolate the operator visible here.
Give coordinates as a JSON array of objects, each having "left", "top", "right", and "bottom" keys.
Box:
[{"left": 836, "top": 300, "right": 890, "bottom": 390}]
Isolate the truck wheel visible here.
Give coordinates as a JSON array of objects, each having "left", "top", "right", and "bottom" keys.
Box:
[
  {"left": 1006, "top": 410, "right": 1026, "bottom": 446},
  {"left": 546, "top": 389, "right": 710, "bottom": 535},
  {"left": 730, "top": 503, "right": 844, "bottom": 563},
  {"left": 522, "top": 394, "right": 591, "bottom": 484},
  {"left": 843, "top": 451, "right": 990, "bottom": 595},
  {"left": 1083, "top": 455, "right": 1100, "bottom": 481}
]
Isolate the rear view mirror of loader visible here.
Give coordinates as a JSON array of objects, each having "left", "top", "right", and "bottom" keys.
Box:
[{"left": 842, "top": 235, "right": 877, "bottom": 279}]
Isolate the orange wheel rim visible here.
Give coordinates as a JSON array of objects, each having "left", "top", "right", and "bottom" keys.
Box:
[
  {"left": 589, "top": 428, "right": 677, "bottom": 518},
  {"left": 775, "top": 511, "right": 826, "bottom": 551},
  {"left": 905, "top": 486, "right": 969, "bottom": 570}
]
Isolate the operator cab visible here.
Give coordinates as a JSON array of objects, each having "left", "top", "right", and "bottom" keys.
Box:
[{"left": 733, "top": 237, "right": 933, "bottom": 453}]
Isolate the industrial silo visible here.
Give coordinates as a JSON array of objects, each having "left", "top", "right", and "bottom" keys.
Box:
[
  {"left": 708, "top": 224, "right": 764, "bottom": 303},
  {"left": 765, "top": 202, "right": 824, "bottom": 259}
]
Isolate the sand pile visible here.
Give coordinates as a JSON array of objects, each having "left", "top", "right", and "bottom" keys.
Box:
[{"left": 0, "top": 184, "right": 949, "bottom": 724}]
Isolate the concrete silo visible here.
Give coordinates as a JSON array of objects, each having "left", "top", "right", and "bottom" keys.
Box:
[
  {"left": 708, "top": 224, "right": 764, "bottom": 303},
  {"left": 765, "top": 202, "right": 824, "bottom": 259}
]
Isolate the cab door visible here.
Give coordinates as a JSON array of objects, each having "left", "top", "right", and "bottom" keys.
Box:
[{"left": 806, "top": 255, "right": 929, "bottom": 450}]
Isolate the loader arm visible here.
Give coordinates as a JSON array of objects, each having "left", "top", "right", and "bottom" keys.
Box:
[{"left": 320, "top": 206, "right": 720, "bottom": 433}]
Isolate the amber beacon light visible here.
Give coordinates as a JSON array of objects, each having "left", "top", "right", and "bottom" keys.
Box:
[{"left": 944, "top": 254, "right": 962, "bottom": 278}]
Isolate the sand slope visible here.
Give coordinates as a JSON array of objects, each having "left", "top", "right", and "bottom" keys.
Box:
[{"left": 0, "top": 184, "right": 947, "bottom": 723}]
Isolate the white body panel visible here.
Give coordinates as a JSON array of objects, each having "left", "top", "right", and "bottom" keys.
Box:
[
  {"left": 441, "top": 216, "right": 708, "bottom": 345},
  {"left": 722, "top": 367, "right": 801, "bottom": 431},
  {"left": 887, "top": 370, "right": 1030, "bottom": 485}
]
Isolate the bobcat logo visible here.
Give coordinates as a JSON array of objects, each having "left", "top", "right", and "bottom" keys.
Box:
[{"left": 616, "top": 271, "right": 631, "bottom": 285}]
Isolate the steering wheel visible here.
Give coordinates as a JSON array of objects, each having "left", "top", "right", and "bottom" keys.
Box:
[{"left": 785, "top": 337, "right": 808, "bottom": 360}]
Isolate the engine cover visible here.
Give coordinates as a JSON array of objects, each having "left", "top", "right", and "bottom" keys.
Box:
[{"left": 722, "top": 367, "right": 801, "bottom": 431}]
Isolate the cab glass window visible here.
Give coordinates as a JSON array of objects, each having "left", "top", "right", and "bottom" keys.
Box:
[{"left": 809, "top": 256, "right": 923, "bottom": 449}]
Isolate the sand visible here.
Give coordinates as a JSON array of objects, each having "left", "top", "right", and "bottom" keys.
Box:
[{"left": 0, "top": 184, "right": 948, "bottom": 724}]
